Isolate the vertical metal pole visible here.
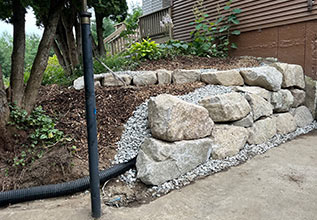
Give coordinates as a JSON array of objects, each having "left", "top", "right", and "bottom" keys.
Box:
[{"left": 81, "top": 0, "right": 101, "bottom": 218}]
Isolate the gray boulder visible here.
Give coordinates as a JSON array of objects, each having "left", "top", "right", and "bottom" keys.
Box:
[
  {"left": 233, "top": 86, "right": 271, "bottom": 102},
  {"left": 136, "top": 138, "right": 213, "bottom": 185},
  {"left": 157, "top": 69, "right": 172, "bottom": 85},
  {"left": 245, "top": 93, "right": 273, "bottom": 121},
  {"left": 305, "top": 76, "right": 317, "bottom": 119},
  {"left": 199, "top": 92, "right": 251, "bottom": 122},
  {"left": 73, "top": 74, "right": 105, "bottom": 90},
  {"left": 148, "top": 94, "right": 214, "bottom": 142},
  {"left": 290, "top": 89, "right": 305, "bottom": 108},
  {"left": 271, "top": 62, "right": 305, "bottom": 89},
  {"left": 274, "top": 113, "right": 297, "bottom": 134},
  {"left": 133, "top": 71, "right": 157, "bottom": 86},
  {"left": 271, "top": 89, "right": 294, "bottom": 112},
  {"left": 232, "top": 113, "right": 254, "bottom": 128},
  {"left": 101, "top": 73, "right": 132, "bottom": 86},
  {"left": 201, "top": 70, "right": 244, "bottom": 86},
  {"left": 172, "top": 69, "right": 200, "bottom": 84},
  {"left": 293, "top": 106, "right": 314, "bottom": 128},
  {"left": 211, "top": 125, "right": 249, "bottom": 159},
  {"left": 240, "top": 66, "right": 283, "bottom": 91},
  {"left": 248, "top": 117, "right": 277, "bottom": 145}
]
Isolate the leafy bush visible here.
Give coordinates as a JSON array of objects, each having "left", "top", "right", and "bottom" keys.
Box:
[
  {"left": 159, "top": 40, "right": 190, "bottom": 58},
  {"left": 189, "top": 0, "right": 241, "bottom": 57},
  {"left": 128, "top": 39, "right": 162, "bottom": 61},
  {"left": 42, "top": 55, "right": 66, "bottom": 85},
  {"left": 9, "top": 105, "right": 64, "bottom": 167}
]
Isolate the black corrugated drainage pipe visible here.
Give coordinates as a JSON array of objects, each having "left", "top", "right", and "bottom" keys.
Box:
[{"left": 0, "top": 157, "right": 136, "bottom": 207}]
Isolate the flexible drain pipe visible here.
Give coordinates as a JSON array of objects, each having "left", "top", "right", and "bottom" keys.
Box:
[{"left": 0, "top": 158, "right": 136, "bottom": 207}]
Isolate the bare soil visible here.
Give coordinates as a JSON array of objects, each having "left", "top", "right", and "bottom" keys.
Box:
[{"left": 0, "top": 56, "right": 260, "bottom": 198}]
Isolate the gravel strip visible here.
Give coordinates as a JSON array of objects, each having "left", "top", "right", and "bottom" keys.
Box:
[{"left": 113, "top": 84, "right": 317, "bottom": 197}]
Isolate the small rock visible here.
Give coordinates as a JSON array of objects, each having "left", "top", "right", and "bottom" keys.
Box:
[
  {"left": 274, "top": 113, "right": 297, "bottom": 134},
  {"left": 271, "top": 90, "right": 294, "bottom": 112},
  {"left": 136, "top": 137, "right": 213, "bottom": 185},
  {"left": 73, "top": 74, "right": 105, "bottom": 90},
  {"left": 240, "top": 66, "right": 283, "bottom": 91},
  {"left": 148, "top": 94, "right": 214, "bottom": 142},
  {"left": 293, "top": 106, "right": 314, "bottom": 128},
  {"left": 172, "top": 69, "right": 200, "bottom": 84},
  {"left": 201, "top": 70, "right": 244, "bottom": 86},
  {"left": 211, "top": 125, "right": 249, "bottom": 159},
  {"left": 102, "top": 73, "right": 132, "bottom": 86},
  {"left": 245, "top": 93, "right": 273, "bottom": 121},
  {"left": 133, "top": 71, "right": 157, "bottom": 86},
  {"left": 271, "top": 62, "right": 305, "bottom": 89},
  {"left": 156, "top": 69, "right": 172, "bottom": 85},
  {"left": 199, "top": 92, "right": 251, "bottom": 122},
  {"left": 290, "top": 89, "right": 306, "bottom": 108},
  {"left": 233, "top": 86, "right": 271, "bottom": 102},
  {"left": 248, "top": 117, "right": 277, "bottom": 145},
  {"left": 232, "top": 113, "right": 254, "bottom": 128}
]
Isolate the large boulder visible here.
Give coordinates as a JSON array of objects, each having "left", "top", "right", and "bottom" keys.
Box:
[
  {"left": 73, "top": 74, "right": 105, "bottom": 90},
  {"left": 232, "top": 113, "right": 254, "bottom": 128},
  {"left": 172, "top": 69, "right": 200, "bottom": 84},
  {"left": 245, "top": 93, "right": 273, "bottom": 121},
  {"left": 233, "top": 86, "right": 271, "bottom": 102},
  {"left": 271, "top": 89, "right": 294, "bottom": 112},
  {"left": 156, "top": 69, "right": 172, "bottom": 85},
  {"left": 274, "top": 113, "right": 297, "bottom": 134},
  {"left": 133, "top": 71, "right": 157, "bottom": 86},
  {"left": 148, "top": 94, "right": 214, "bottom": 142},
  {"left": 136, "top": 137, "right": 213, "bottom": 185},
  {"left": 199, "top": 92, "right": 251, "bottom": 122},
  {"left": 211, "top": 125, "right": 249, "bottom": 159},
  {"left": 101, "top": 73, "right": 132, "bottom": 86},
  {"left": 248, "top": 117, "right": 277, "bottom": 145},
  {"left": 201, "top": 70, "right": 244, "bottom": 86},
  {"left": 290, "top": 89, "right": 306, "bottom": 108},
  {"left": 271, "top": 62, "right": 305, "bottom": 89},
  {"left": 305, "top": 76, "right": 317, "bottom": 119},
  {"left": 240, "top": 66, "right": 283, "bottom": 91},
  {"left": 293, "top": 106, "right": 314, "bottom": 128}
]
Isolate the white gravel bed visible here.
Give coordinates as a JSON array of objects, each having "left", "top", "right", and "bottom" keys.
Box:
[{"left": 112, "top": 84, "right": 317, "bottom": 196}]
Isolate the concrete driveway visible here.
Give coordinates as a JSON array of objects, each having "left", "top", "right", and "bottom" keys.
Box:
[{"left": 1, "top": 130, "right": 316, "bottom": 220}]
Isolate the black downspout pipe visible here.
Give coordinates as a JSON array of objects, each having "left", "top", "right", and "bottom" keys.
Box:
[{"left": 81, "top": 1, "right": 101, "bottom": 218}]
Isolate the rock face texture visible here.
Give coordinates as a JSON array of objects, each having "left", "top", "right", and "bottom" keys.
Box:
[
  {"left": 201, "top": 70, "right": 244, "bottom": 86},
  {"left": 305, "top": 76, "right": 317, "bottom": 119},
  {"left": 245, "top": 93, "right": 273, "bottom": 121},
  {"left": 293, "top": 106, "right": 314, "bottom": 128},
  {"left": 234, "top": 86, "right": 271, "bottom": 102},
  {"left": 211, "top": 125, "right": 249, "bottom": 159},
  {"left": 102, "top": 73, "right": 132, "bottom": 86},
  {"left": 290, "top": 89, "right": 306, "bottom": 108},
  {"left": 240, "top": 66, "right": 283, "bottom": 91},
  {"left": 73, "top": 74, "right": 105, "bottom": 90},
  {"left": 248, "top": 117, "right": 277, "bottom": 145},
  {"left": 136, "top": 137, "right": 213, "bottom": 185},
  {"left": 157, "top": 69, "right": 172, "bottom": 85},
  {"left": 274, "top": 113, "right": 297, "bottom": 134},
  {"left": 148, "top": 94, "right": 214, "bottom": 142},
  {"left": 271, "top": 62, "right": 305, "bottom": 89},
  {"left": 199, "top": 92, "right": 251, "bottom": 122},
  {"left": 172, "top": 69, "right": 200, "bottom": 84},
  {"left": 133, "top": 71, "right": 157, "bottom": 86},
  {"left": 232, "top": 114, "right": 254, "bottom": 128},
  {"left": 271, "top": 90, "right": 294, "bottom": 112}
]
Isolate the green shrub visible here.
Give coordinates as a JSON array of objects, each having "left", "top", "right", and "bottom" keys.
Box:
[
  {"left": 42, "top": 55, "right": 68, "bottom": 85},
  {"left": 159, "top": 40, "right": 190, "bottom": 58},
  {"left": 128, "top": 39, "right": 162, "bottom": 61}
]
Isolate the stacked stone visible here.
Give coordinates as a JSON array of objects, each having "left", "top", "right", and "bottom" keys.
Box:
[{"left": 136, "top": 63, "right": 315, "bottom": 186}]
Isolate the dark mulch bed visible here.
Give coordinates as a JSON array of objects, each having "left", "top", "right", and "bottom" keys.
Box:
[{"left": 0, "top": 56, "right": 260, "bottom": 193}]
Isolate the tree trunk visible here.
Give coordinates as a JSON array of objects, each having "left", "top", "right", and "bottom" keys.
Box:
[
  {"left": 52, "top": 40, "right": 69, "bottom": 74},
  {"left": 22, "top": 2, "right": 63, "bottom": 113},
  {"left": 75, "top": 15, "right": 82, "bottom": 60},
  {"left": 95, "top": 12, "right": 106, "bottom": 56},
  {"left": 9, "top": 0, "right": 26, "bottom": 107},
  {"left": 55, "top": 21, "right": 72, "bottom": 75},
  {"left": 0, "top": 65, "right": 9, "bottom": 128}
]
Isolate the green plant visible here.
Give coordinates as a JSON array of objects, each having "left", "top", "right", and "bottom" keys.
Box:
[
  {"left": 9, "top": 104, "right": 64, "bottom": 167},
  {"left": 128, "top": 39, "right": 162, "bottom": 61},
  {"left": 120, "top": 6, "right": 143, "bottom": 38},
  {"left": 189, "top": 0, "right": 241, "bottom": 57},
  {"left": 159, "top": 40, "right": 190, "bottom": 58}
]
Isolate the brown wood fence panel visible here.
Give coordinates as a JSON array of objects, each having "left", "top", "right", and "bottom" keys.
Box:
[{"left": 172, "top": 0, "right": 317, "bottom": 42}]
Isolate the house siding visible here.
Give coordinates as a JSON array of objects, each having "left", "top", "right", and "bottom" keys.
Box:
[{"left": 143, "top": 0, "right": 171, "bottom": 15}]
